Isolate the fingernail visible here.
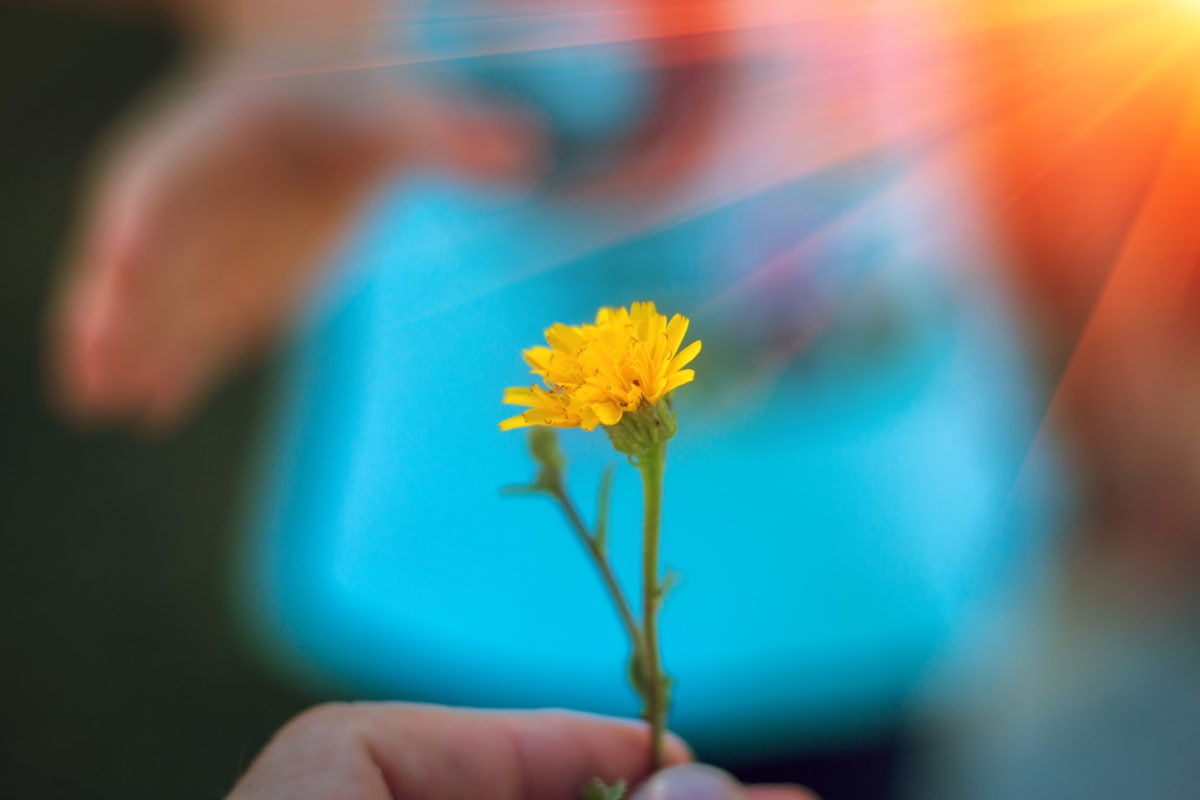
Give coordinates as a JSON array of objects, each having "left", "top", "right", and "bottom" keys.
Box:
[{"left": 631, "top": 764, "right": 746, "bottom": 800}]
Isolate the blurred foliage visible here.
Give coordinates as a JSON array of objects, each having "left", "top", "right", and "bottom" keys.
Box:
[{"left": 0, "top": 6, "right": 318, "bottom": 800}]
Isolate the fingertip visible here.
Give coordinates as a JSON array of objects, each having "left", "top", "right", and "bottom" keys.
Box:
[
  {"left": 65, "top": 326, "right": 144, "bottom": 425},
  {"left": 664, "top": 730, "right": 694, "bottom": 764},
  {"left": 49, "top": 264, "right": 137, "bottom": 423},
  {"left": 52, "top": 326, "right": 119, "bottom": 425}
]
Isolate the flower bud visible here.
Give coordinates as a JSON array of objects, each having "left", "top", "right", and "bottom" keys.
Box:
[{"left": 605, "top": 398, "right": 677, "bottom": 458}]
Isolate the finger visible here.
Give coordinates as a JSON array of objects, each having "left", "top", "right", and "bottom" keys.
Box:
[
  {"left": 365, "top": 704, "right": 692, "bottom": 800},
  {"left": 48, "top": 103, "right": 175, "bottom": 424},
  {"left": 230, "top": 703, "right": 692, "bottom": 800},
  {"left": 49, "top": 73, "right": 544, "bottom": 430}
]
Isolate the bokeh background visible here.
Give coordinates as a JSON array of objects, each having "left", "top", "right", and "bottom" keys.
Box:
[
  {"left": 0, "top": 7, "right": 903, "bottom": 798},
  {"left": 0, "top": 8, "right": 319, "bottom": 799},
  {"left": 6, "top": 2, "right": 1200, "bottom": 799}
]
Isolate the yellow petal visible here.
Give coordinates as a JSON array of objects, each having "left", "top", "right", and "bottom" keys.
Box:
[
  {"left": 522, "top": 346, "right": 555, "bottom": 375},
  {"left": 669, "top": 339, "right": 702, "bottom": 372},
  {"left": 521, "top": 406, "right": 579, "bottom": 428},
  {"left": 546, "top": 323, "right": 587, "bottom": 354},
  {"left": 664, "top": 314, "right": 689, "bottom": 357},
  {"left": 578, "top": 407, "right": 601, "bottom": 431},
  {"left": 499, "top": 413, "right": 535, "bottom": 431},
  {"left": 663, "top": 369, "right": 695, "bottom": 393},
  {"left": 502, "top": 386, "right": 539, "bottom": 406},
  {"left": 629, "top": 301, "right": 657, "bottom": 323},
  {"left": 592, "top": 400, "right": 623, "bottom": 426}
]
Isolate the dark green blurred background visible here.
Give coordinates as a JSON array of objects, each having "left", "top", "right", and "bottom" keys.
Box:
[{"left": 0, "top": 6, "right": 320, "bottom": 798}]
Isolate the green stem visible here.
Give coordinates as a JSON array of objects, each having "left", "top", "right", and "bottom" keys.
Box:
[
  {"left": 548, "top": 488, "right": 644, "bottom": 660},
  {"left": 637, "top": 443, "right": 668, "bottom": 771}
]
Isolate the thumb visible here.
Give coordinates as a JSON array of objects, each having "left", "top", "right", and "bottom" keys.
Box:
[
  {"left": 631, "top": 764, "right": 820, "bottom": 800},
  {"left": 632, "top": 764, "right": 746, "bottom": 800}
]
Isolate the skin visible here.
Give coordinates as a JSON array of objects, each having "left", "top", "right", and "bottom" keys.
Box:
[
  {"left": 45, "top": 0, "right": 547, "bottom": 429},
  {"left": 226, "top": 703, "right": 817, "bottom": 800}
]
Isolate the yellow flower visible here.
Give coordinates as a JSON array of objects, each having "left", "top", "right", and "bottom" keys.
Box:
[{"left": 500, "top": 302, "right": 702, "bottom": 432}]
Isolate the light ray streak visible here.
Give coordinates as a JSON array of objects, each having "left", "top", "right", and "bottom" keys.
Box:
[
  {"left": 694, "top": 39, "right": 1200, "bottom": 413},
  {"left": 980, "top": 28, "right": 1200, "bottom": 222},
  {"left": 407, "top": 7, "right": 1200, "bottom": 328},
  {"left": 1025, "top": 71, "right": 1200, "bottom": 432},
  {"left": 990, "top": 50, "right": 1200, "bottom": 512},
  {"left": 739, "top": 7, "right": 1161, "bottom": 160},
  {"left": 211, "top": 0, "right": 1144, "bottom": 86}
]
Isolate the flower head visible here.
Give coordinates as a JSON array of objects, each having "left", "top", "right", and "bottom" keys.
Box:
[{"left": 501, "top": 301, "right": 701, "bottom": 433}]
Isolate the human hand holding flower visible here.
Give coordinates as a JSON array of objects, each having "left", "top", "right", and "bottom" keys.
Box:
[{"left": 225, "top": 703, "right": 817, "bottom": 800}]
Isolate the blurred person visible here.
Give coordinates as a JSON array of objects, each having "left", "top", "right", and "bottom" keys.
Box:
[
  {"left": 224, "top": 2, "right": 1050, "bottom": 797},
  {"left": 41, "top": 1, "right": 1058, "bottom": 798}
]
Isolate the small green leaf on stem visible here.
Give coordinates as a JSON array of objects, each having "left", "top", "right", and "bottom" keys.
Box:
[
  {"left": 529, "top": 428, "right": 566, "bottom": 480},
  {"left": 505, "top": 429, "right": 568, "bottom": 497},
  {"left": 657, "top": 568, "right": 681, "bottom": 602},
  {"left": 581, "top": 778, "right": 627, "bottom": 800},
  {"left": 594, "top": 464, "right": 615, "bottom": 553}
]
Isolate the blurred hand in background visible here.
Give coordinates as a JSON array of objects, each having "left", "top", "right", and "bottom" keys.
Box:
[{"left": 47, "top": 0, "right": 543, "bottom": 429}]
